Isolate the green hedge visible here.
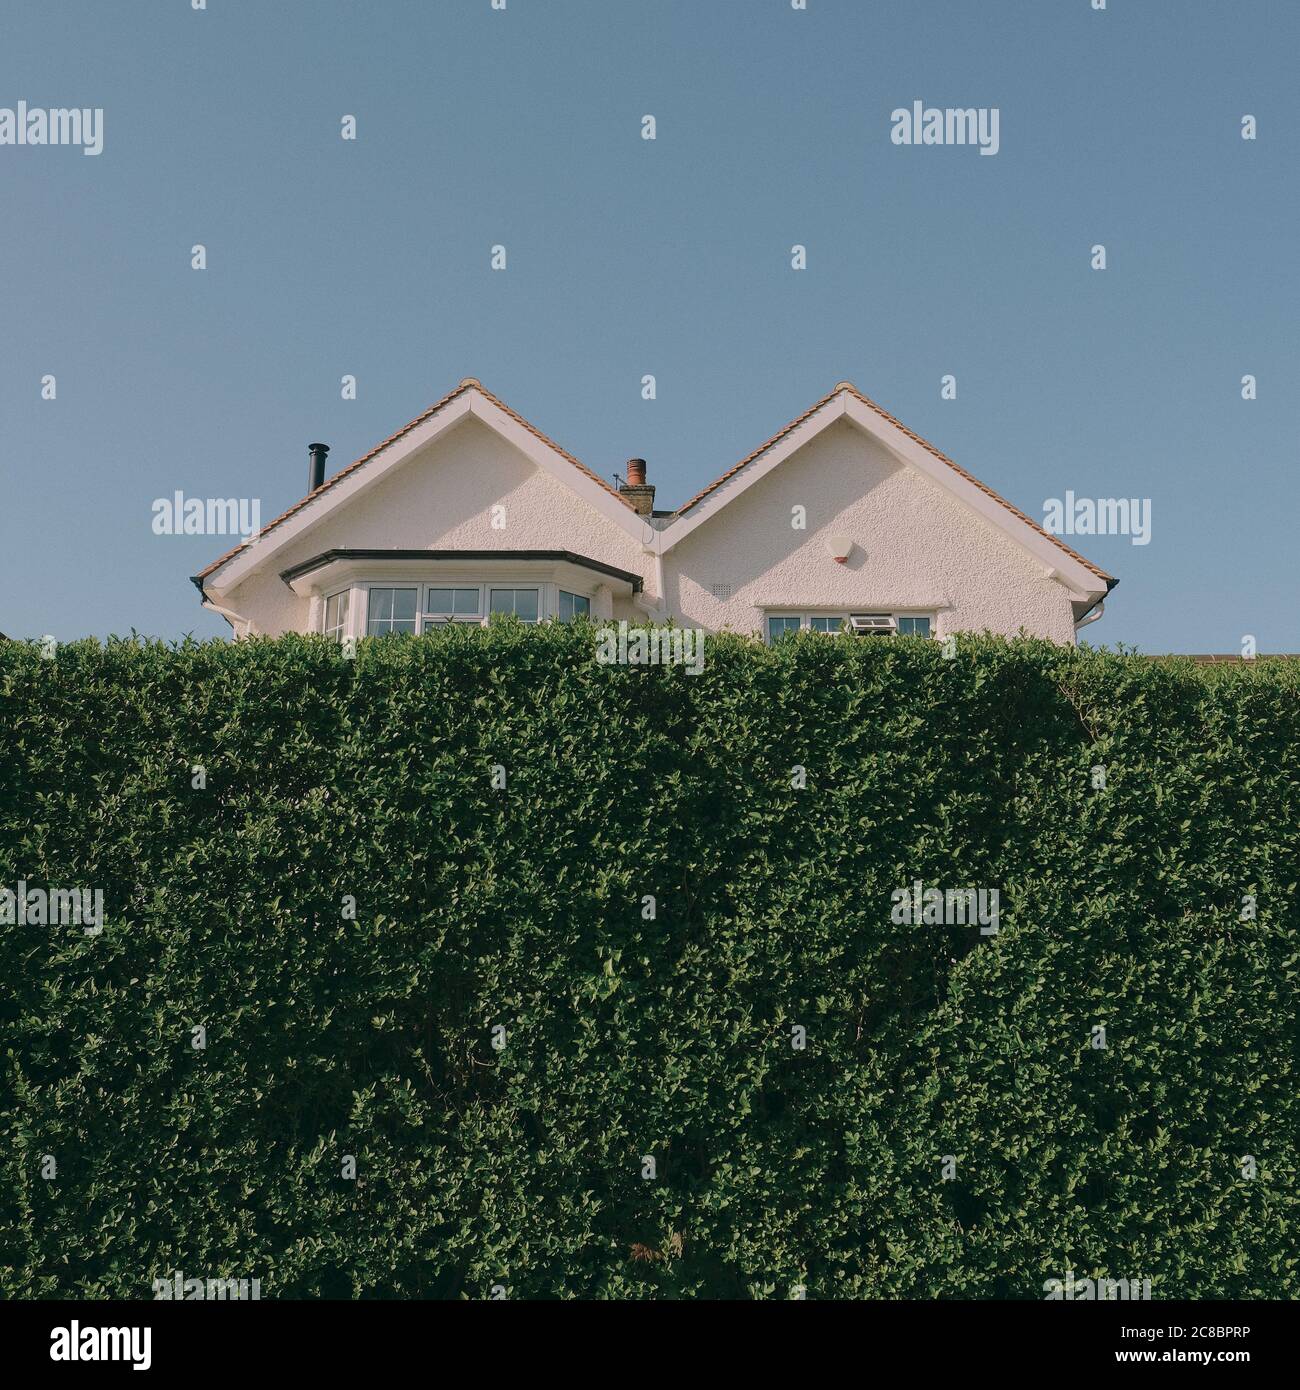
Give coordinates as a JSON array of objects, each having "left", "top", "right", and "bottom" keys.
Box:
[{"left": 1, "top": 629, "right": 1296, "bottom": 1299}]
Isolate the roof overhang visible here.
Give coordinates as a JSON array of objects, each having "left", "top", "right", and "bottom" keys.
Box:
[{"left": 279, "top": 549, "right": 643, "bottom": 597}]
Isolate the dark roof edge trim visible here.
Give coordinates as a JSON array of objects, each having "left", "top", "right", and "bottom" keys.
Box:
[{"left": 278, "top": 549, "right": 644, "bottom": 592}]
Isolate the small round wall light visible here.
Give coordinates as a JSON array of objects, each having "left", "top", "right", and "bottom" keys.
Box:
[{"left": 825, "top": 533, "right": 854, "bottom": 564}]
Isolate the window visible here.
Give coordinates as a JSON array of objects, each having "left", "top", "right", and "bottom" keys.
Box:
[
  {"left": 489, "top": 588, "right": 539, "bottom": 623},
  {"left": 367, "top": 587, "right": 418, "bottom": 636},
  {"left": 848, "top": 613, "right": 897, "bottom": 636},
  {"left": 425, "top": 587, "right": 481, "bottom": 623},
  {"left": 323, "top": 590, "right": 350, "bottom": 641},
  {"left": 847, "top": 614, "right": 934, "bottom": 637},
  {"left": 769, "top": 612, "right": 933, "bottom": 642},
  {"left": 558, "top": 590, "right": 590, "bottom": 622}
]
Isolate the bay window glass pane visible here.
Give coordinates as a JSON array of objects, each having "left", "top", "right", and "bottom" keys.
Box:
[
  {"left": 324, "top": 590, "right": 349, "bottom": 640},
  {"left": 426, "top": 587, "right": 480, "bottom": 617},
  {"left": 367, "top": 587, "right": 417, "bottom": 635},
  {"left": 767, "top": 616, "right": 801, "bottom": 642},
  {"left": 810, "top": 616, "right": 844, "bottom": 634},
  {"left": 559, "top": 590, "right": 590, "bottom": 621},
  {"left": 490, "top": 588, "right": 539, "bottom": 623},
  {"left": 897, "top": 616, "right": 931, "bottom": 637}
]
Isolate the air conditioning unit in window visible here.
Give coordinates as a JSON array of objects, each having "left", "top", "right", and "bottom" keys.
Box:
[{"left": 848, "top": 613, "right": 897, "bottom": 636}]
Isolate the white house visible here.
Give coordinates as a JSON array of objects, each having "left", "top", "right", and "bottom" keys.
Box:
[{"left": 193, "top": 379, "right": 1114, "bottom": 644}]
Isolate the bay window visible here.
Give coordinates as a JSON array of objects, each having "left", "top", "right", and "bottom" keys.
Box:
[{"left": 318, "top": 575, "right": 600, "bottom": 638}]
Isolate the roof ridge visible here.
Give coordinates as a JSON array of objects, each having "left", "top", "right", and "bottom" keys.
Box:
[{"left": 470, "top": 383, "right": 633, "bottom": 506}]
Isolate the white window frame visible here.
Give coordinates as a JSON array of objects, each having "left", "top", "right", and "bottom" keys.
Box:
[
  {"left": 765, "top": 611, "right": 935, "bottom": 643},
  {"left": 487, "top": 586, "right": 541, "bottom": 624},
  {"left": 422, "top": 584, "right": 485, "bottom": 625},
  {"left": 364, "top": 585, "right": 420, "bottom": 637},
  {"left": 318, "top": 572, "right": 601, "bottom": 639},
  {"left": 808, "top": 615, "right": 847, "bottom": 635},
  {"left": 766, "top": 614, "right": 806, "bottom": 642},
  {"left": 558, "top": 589, "right": 592, "bottom": 622},
  {"left": 322, "top": 589, "right": 350, "bottom": 641}
]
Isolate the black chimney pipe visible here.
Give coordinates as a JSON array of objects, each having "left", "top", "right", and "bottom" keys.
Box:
[{"left": 308, "top": 442, "right": 330, "bottom": 492}]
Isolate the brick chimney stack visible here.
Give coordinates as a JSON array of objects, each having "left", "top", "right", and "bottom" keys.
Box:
[{"left": 619, "top": 458, "right": 655, "bottom": 516}]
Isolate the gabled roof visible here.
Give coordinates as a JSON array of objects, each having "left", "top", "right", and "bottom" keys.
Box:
[
  {"left": 195, "top": 377, "right": 1114, "bottom": 603},
  {"left": 670, "top": 382, "right": 1115, "bottom": 587},
  {"left": 195, "top": 379, "right": 637, "bottom": 590}
]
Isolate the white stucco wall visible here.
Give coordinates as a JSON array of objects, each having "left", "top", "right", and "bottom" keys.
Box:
[
  {"left": 662, "top": 419, "right": 1078, "bottom": 643},
  {"left": 220, "top": 416, "right": 653, "bottom": 636}
]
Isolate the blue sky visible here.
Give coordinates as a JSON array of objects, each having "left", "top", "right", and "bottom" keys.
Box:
[{"left": 1, "top": 0, "right": 1296, "bottom": 651}]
